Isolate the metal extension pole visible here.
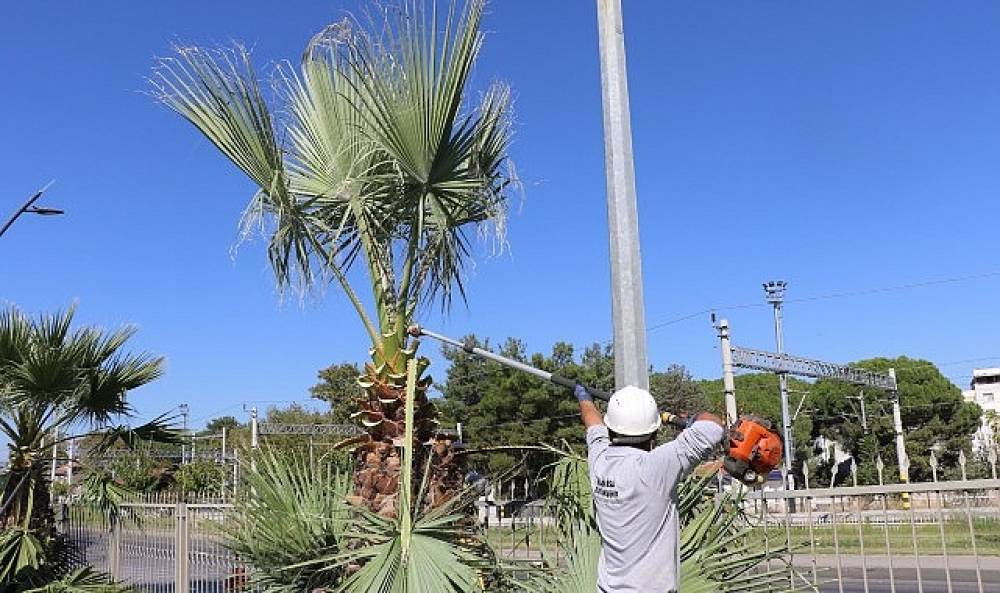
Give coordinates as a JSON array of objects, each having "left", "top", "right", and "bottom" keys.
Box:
[
  {"left": 409, "top": 326, "right": 686, "bottom": 429},
  {"left": 596, "top": 0, "right": 649, "bottom": 391}
]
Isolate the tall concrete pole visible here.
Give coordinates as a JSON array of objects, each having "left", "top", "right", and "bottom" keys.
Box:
[
  {"left": 250, "top": 407, "right": 259, "bottom": 450},
  {"left": 50, "top": 429, "right": 58, "bottom": 483},
  {"left": 66, "top": 439, "right": 74, "bottom": 487},
  {"left": 596, "top": 0, "right": 648, "bottom": 390},
  {"left": 889, "top": 368, "right": 910, "bottom": 509},
  {"left": 764, "top": 281, "right": 795, "bottom": 492},
  {"left": 716, "top": 319, "right": 738, "bottom": 427},
  {"left": 890, "top": 368, "right": 908, "bottom": 480},
  {"left": 179, "top": 403, "right": 189, "bottom": 465}
]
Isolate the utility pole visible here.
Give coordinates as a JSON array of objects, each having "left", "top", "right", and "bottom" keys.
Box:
[
  {"left": 889, "top": 368, "right": 910, "bottom": 486},
  {"left": 179, "top": 403, "right": 189, "bottom": 464},
  {"left": 50, "top": 428, "right": 58, "bottom": 483},
  {"left": 250, "top": 406, "right": 259, "bottom": 473},
  {"left": 849, "top": 391, "right": 868, "bottom": 433},
  {"left": 250, "top": 407, "right": 259, "bottom": 451},
  {"left": 596, "top": 0, "right": 648, "bottom": 390},
  {"left": 764, "top": 280, "right": 795, "bottom": 493},
  {"left": 715, "top": 318, "right": 739, "bottom": 427},
  {"left": 66, "top": 439, "right": 74, "bottom": 487}
]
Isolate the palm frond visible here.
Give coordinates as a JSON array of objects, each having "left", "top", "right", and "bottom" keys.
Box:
[
  {"left": 0, "top": 527, "right": 45, "bottom": 588},
  {"left": 341, "top": 0, "right": 514, "bottom": 313},
  {"left": 220, "top": 448, "right": 352, "bottom": 593},
  {"left": 24, "top": 567, "right": 136, "bottom": 593},
  {"left": 152, "top": 44, "right": 318, "bottom": 292},
  {"left": 79, "top": 471, "right": 138, "bottom": 528},
  {"left": 85, "top": 414, "right": 181, "bottom": 458}
]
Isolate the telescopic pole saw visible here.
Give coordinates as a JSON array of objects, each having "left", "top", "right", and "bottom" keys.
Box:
[{"left": 407, "top": 325, "right": 686, "bottom": 430}]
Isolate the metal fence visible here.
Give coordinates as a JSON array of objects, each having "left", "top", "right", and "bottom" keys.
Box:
[
  {"left": 61, "top": 453, "right": 1000, "bottom": 593},
  {"left": 744, "top": 454, "right": 1000, "bottom": 593},
  {"left": 61, "top": 492, "right": 245, "bottom": 593}
]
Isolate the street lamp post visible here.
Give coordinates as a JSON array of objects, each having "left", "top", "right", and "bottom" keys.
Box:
[
  {"left": 764, "top": 280, "right": 796, "bottom": 495},
  {"left": 0, "top": 182, "right": 63, "bottom": 238}
]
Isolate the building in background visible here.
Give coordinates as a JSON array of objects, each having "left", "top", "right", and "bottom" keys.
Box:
[{"left": 963, "top": 367, "right": 1000, "bottom": 453}]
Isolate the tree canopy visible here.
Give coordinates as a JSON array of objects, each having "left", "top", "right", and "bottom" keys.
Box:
[
  {"left": 806, "top": 356, "right": 982, "bottom": 483},
  {"left": 436, "top": 336, "right": 706, "bottom": 480},
  {"left": 309, "top": 362, "right": 363, "bottom": 425},
  {"left": 700, "top": 357, "right": 983, "bottom": 485}
]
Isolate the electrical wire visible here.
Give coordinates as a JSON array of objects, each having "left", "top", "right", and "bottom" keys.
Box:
[{"left": 648, "top": 269, "right": 1000, "bottom": 331}]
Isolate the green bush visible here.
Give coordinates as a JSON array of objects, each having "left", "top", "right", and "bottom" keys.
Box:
[{"left": 172, "top": 459, "right": 224, "bottom": 494}]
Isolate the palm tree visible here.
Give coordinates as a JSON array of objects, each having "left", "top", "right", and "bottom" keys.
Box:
[
  {"left": 152, "top": 0, "right": 513, "bottom": 518},
  {"left": 0, "top": 305, "right": 171, "bottom": 590}
]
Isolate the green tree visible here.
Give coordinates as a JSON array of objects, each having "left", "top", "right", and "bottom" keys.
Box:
[
  {"left": 650, "top": 365, "right": 707, "bottom": 417},
  {"left": 309, "top": 362, "right": 363, "bottom": 424},
  {"left": 205, "top": 415, "right": 241, "bottom": 434},
  {"left": 0, "top": 305, "right": 172, "bottom": 589},
  {"left": 155, "top": 0, "right": 512, "bottom": 522},
  {"left": 808, "top": 356, "right": 982, "bottom": 483},
  {"left": 439, "top": 338, "right": 605, "bottom": 479},
  {"left": 438, "top": 338, "right": 707, "bottom": 481}
]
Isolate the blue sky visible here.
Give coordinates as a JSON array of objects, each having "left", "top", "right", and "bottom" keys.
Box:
[{"left": 2, "top": 1, "right": 999, "bottom": 429}]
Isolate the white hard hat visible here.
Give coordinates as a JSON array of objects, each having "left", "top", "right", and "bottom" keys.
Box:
[{"left": 603, "top": 385, "right": 661, "bottom": 442}]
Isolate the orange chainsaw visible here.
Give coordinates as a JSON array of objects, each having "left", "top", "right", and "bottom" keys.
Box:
[{"left": 723, "top": 415, "right": 784, "bottom": 486}]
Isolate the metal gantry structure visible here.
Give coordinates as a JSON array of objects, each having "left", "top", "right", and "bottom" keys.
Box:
[
  {"left": 257, "top": 423, "right": 363, "bottom": 436},
  {"left": 716, "top": 318, "right": 909, "bottom": 490}
]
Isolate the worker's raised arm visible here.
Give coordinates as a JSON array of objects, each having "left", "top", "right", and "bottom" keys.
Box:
[
  {"left": 648, "top": 412, "right": 725, "bottom": 490},
  {"left": 575, "top": 384, "right": 604, "bottom": 428}
]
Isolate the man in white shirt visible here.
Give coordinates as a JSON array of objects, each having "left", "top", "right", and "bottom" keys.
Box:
[{"left": 576, "top": 384, "right": 725, "bottom": 593}]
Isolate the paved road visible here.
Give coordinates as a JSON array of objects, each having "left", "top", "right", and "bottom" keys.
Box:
[{"left": 798, "top": 555, "right": 1000, "bottom": 592}]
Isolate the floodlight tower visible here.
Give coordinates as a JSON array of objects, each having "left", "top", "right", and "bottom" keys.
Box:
[{"left": 764, "top": 280, "right": 795, "bottom": 492}]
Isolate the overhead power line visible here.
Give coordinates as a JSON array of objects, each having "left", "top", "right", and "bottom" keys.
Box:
[{"left": 648, "top": 269, "right": 1000, "bottom": 331}]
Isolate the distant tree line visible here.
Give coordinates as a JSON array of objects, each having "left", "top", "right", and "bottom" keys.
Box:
[{"left": 180, "top": 346, "right": 986, "bottom": 491}]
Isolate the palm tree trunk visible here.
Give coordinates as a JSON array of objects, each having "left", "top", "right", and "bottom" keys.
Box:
[{"left": 351, "top": 347, "right": 465, "bottom": 517}]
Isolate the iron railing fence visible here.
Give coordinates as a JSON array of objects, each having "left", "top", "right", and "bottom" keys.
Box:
[
  {"left": 62, "top": 453, "right": 1000, "bottom": 593},
  {"left": 742, "top": 453, "right": 1000, "bottom": 593},
  {"left": 61, "top": 492, "right": 245, "bottom": 593}
]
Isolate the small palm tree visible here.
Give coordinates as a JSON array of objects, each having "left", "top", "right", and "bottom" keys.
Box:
[
  {"left": 222, "top": 361, "right": 505, "bottom": 593},
  {"left": 0, "top": 305, "right": 171, "bottom": 590},
  {"left": 152, "top": 0, "right": 512, "bottom": 518}
]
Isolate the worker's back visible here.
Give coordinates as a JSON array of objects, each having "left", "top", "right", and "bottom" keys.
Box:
[{"left": 586, "top": 422, "right": 723, "bottom": 593}]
